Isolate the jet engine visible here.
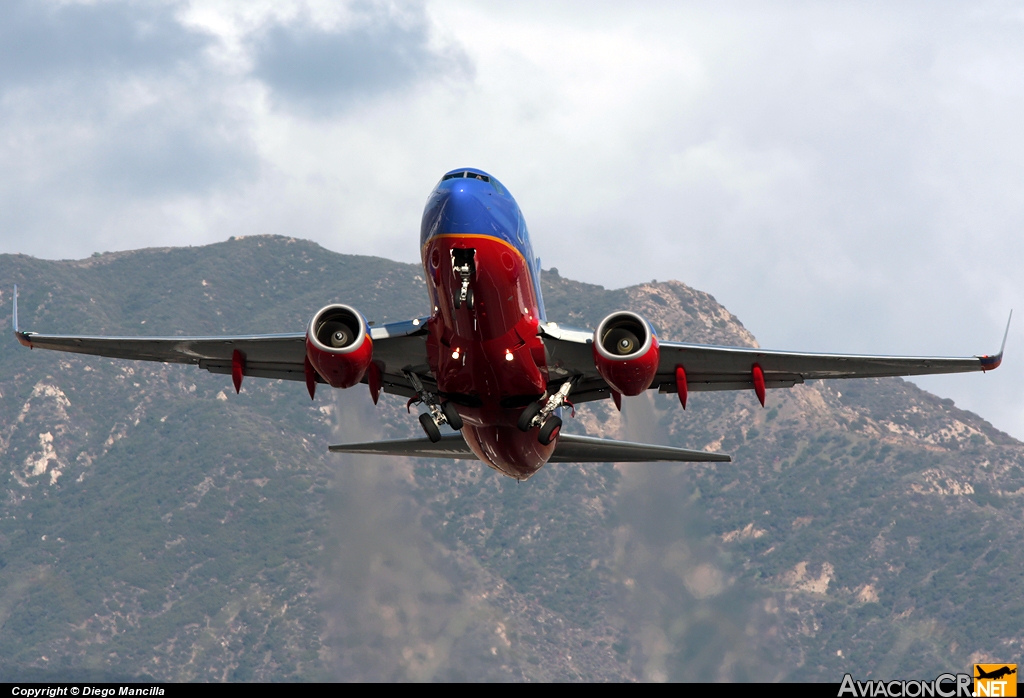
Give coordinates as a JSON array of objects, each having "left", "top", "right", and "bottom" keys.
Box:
[
  {"left": 306, "top": 304, "right": 373, "bottom": 389},
  {"left": 592, "top": 311, "right": 660, "bottom": 396}
]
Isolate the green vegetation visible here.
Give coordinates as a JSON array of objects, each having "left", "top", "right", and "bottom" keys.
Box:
[{"left": 0, "top": 236, "right": 1020, "bottom": 681}]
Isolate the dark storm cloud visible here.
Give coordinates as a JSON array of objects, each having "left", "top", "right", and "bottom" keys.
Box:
[
  {"left": 0, "top": 0, "right": 209, "bottom": 89},
  {"left": 251, "top": 4, "right": 471, "bottom": 115}
]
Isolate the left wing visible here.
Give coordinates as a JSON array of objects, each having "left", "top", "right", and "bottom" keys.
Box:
[
  {"left": 12, "top": 285, "right": 432, "bottom": 397},
  {"left": 17, "top": 328, "right": 312, "bottom": 382},
  {"left": 540, "top": 317, "right": 1008, "bottom": 404}
]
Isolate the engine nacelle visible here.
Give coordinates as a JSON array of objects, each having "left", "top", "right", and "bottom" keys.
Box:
[
  {"left": 592, "top": 311, "right": 660, "bottom": 396},
  {"left": 306, "top": 304, "right": 373, "bottom": 389}
]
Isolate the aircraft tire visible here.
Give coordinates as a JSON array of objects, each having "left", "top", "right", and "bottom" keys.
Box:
[
  {"left": 453, "top": 293, "right": 461, "bottom": 310},
  {"left": 517, "top": 401, "right": 543, "bottom": 431},
  {"left": 441, "top": 401, "right": 463, "bottom": 430},
  {"left": 419, "top": 413, "right": 442, "bottom": 443},
  {"left": 538, "top": 415, "right": 562, "bottom": 446},
  {"left": 467, "top": 287, "right": 475, "bottom": 310}
]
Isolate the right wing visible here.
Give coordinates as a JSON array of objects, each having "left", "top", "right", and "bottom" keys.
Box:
[
  {"left": 330, "top": 433, "right": 730, "bottom": 463},
  {"left": 540, "top": 315, "right": 1010, "bottom": 404}
]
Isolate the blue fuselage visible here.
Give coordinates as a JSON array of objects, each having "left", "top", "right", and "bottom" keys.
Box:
[{"left": 420, "top": 168, "right": 546, "bottom": 321}]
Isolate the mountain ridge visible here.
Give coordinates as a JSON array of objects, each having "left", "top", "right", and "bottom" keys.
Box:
[{"left": 0, "top": 235, "right": 1020, "bottom": 681}]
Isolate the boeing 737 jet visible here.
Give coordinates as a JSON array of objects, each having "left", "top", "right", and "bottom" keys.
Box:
[{"left": 13, "top": 168, "right": 1008, "bottom": 480}]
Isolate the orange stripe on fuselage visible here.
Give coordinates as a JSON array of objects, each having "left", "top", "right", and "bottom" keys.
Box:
[{"left": 422, "top": 233, "right": 529, "bottom": 264}]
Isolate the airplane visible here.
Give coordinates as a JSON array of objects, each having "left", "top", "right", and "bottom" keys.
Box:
[
  {"left": 12, "top": 167, "right": 1010, "bottom": 481},
  {"left": 975, "top": 666, "right": 1017, "bottom": 681}
]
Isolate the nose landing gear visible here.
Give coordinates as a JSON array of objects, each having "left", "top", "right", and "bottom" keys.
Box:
[{"left": 451, "top": 249, "right": 476, "bottom": 310}]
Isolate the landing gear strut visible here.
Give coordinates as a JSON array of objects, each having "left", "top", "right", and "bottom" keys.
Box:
[
  {"left": 518, "top": 379, "right": 575, "bottom": 444},
  {"left": 451, "top": 249, "right": 475, "bottom": 310},
  {"left": 406, "top": 371, "right": 462, "bottom": 443},
  {"left": 453, "top": 287, "right": 474, "bottom": 310}
]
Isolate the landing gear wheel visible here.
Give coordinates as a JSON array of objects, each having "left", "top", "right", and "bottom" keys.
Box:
[
  {"left": 517, "top": 401, "right": 543, "bottom": 432},
  {"left": 466, "top": 287, "right": 475, "bottom": 310},
  {"left": 538, "top": 415, "right": 562, "bottom": 446},
  {"left": 419, "top": 413, "right": 442, "bottom": 443},
  {"left": 441, "top": 401, "right": 463, "bottom": 431},
  {"left": 453, "top": 293, "right": 462, "bottom": 310}
]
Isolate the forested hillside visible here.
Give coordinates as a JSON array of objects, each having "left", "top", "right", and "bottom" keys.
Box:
[{"left": 0, "top": 236, "right": 1020, "bottom": 681}]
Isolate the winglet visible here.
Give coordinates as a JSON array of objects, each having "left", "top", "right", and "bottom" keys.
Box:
[
  {"left": 12, "top": 285, "right": 32, "bottom": 348},
  {"left": 979, "top": 310, "right": 1011, "bottom": 371}
]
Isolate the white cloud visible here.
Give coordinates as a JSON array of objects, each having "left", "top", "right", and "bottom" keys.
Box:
[{"left": 1, "top": 0, "right": 1021, "bottom": 438}]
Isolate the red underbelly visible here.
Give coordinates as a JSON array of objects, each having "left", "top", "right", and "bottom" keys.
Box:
[
  {"left": 423, "top": 234, "right": 548, "bottom": 415},
  {"left": 461, "top": 424, "right": 555, "bottom": 480}
]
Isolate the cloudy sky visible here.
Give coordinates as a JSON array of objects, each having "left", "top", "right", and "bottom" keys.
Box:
[{"left": 2, "top": 0, "right": 1022, "bottom": 439}]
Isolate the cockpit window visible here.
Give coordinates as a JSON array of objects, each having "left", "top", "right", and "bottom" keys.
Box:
[{"left": 441, "top": 171, "right": 490, "bottom": 183}]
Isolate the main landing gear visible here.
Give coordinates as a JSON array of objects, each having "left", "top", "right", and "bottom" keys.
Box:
[
  {"left": 451, "top": 249, "right": 476, "bottom": 310},
  {"left": 406, "top": 372, "right": 462, "bottom": 443},
  {"left": 518, "top": 379, "right": 574, "bottom": 446},
  {"left": 538, "top": 415, "right": 562, "bottom": 446}
]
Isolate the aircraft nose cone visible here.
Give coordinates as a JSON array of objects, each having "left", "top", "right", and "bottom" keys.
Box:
[{"left": 438, "top": 184, "right": 489, "bottom": 233}]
